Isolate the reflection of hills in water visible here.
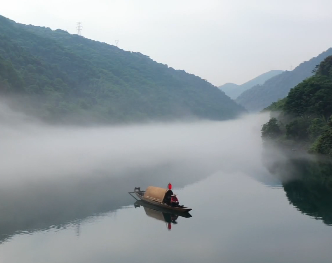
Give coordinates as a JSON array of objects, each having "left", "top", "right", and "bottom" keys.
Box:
[
  {"left": 134, "top": 200, "right": 191, "bottom": 231},
  {"left": 264, "top": 148, "right": 332, "bottom": 225},
  {"left": 283, "top": 181, "right": 332, "bottom": 225},
  {"left": 0, "top": 163, "right": 208, "bottom": 244},
  {"left": 262, "top": 145, "right": 332, "bottom": 186}
]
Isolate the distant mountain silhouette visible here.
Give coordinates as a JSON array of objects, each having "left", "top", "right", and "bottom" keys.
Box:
[
  {"left": 219, "top": 70, "right": 283, "bottom": 99},
  {"left": 236, "top": 48, "right": 332, "bottom": 112}
]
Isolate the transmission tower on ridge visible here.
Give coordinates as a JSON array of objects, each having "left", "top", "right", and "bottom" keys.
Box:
[
  {"left": 115, "top": 40, "right": 119, "bottom": 47},
  {"left": 77, "top": 22, "right": 82, "bottom": 36}
]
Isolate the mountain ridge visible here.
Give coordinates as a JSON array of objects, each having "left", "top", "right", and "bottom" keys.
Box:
[
  {"left": 261, "top": 55, "right": 332, "bottom": 158},
  {"left": 0, "top": 14, "right": 245, "bottom": 124},
  {"left": 219, "top": 70, "right": 283, "bottom": 99},
  {"left": 236, "top": 48, "right": 332, "bottom": 112}
]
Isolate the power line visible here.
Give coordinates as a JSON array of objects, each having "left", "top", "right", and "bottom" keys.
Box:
[{"left": 76, "top": 22, "right": 82, "bottom": 36}]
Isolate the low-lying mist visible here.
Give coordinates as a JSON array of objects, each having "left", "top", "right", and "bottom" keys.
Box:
[
  {"left": 0, "top": 101, "right": 278, "bottom": 240},
  {"left": 0, "top": 102, "right": 270, "bottom": 185}
]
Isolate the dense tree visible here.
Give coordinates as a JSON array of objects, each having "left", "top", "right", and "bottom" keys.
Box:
[
  {"left": 0, "top": 14, "right": 245, "bottom": 123},
  {"left": 261, "top": 118, "right": 282, "bottom": 140},
  {"left": 0, "top": 55, "right": 24, "bottom": 93},
  {"left": 262, "top": 56, "right": 332, "bottom": 157},
  {"left": 236, "top": 48, "right": 332, "bottom": 112}
]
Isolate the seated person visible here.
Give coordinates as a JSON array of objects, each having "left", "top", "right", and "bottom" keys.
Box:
[{"left": 170, "top": 195, "right": 179, "bottom": 207}]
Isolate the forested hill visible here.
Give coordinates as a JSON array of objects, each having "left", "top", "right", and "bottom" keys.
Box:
[
  {"left": 0, "top": 15, "right": 245, "bottom": 123},
  {"left": 236, "top": 48, "right": 332, "bottom": 112},
  {"left": 219, "top": 70, "right": 283, "bottom": 100},
  {"left": 261, "top": 56, "right": 332, "bottom": 158}
]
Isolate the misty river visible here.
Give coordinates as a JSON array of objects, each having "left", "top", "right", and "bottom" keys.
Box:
[{"left": 1, "top": 105, "right": 332, "bottom": 263}]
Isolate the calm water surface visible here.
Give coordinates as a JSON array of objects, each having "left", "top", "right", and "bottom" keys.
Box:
[
  {"left": 1, "top": 169, "right": 332, "bottom": 263},
  {"left": 1, "top": 113, "right": 332, "bottom": 262}
]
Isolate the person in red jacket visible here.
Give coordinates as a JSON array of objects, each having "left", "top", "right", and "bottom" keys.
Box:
[{"left": 170, "top": 195, "right": 179, "bottom": 207}]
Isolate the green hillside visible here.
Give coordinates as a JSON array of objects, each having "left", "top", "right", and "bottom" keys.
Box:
[
  {"left": 0, "top": 15, "right": 245, "bottom": 123},
  {"left": 262, "top": 56, "right": 332, "bottom": 157},
  {"left": 237, "top": 48, "right": 332, "bottom": 112}
]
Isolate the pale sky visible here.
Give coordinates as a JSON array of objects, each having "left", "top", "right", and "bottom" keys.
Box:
[{"left": 2, "top": 0, "right": 332, "bottom": 86}]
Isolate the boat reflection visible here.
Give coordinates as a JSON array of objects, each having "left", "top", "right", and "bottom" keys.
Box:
[
  {"left": 134, "top": 200, "right": 191, "bottom": 230},
  {"left": 0, "top": 165, "right": 207, "bottom": 245}
]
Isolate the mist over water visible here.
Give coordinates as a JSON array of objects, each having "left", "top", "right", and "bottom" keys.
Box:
[
  {"left": 0, "top": 101, "right": 276, "bottom": 242},
  {"left": 0, "top": 102, "right": 270, "bottom": 185},
  {"left": 3, "top": 102, "right": 332, "bottom": 263}
]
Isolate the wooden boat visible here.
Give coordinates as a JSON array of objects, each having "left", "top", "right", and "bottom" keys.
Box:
[{"left": 129, "top": 186, "right": 192, "bottom": 213}]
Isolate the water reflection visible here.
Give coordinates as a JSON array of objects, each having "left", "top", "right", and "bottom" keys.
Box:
[
  {"left": 134, "top": 200, "right": 191, "bottom": 231},
  {"left": 283, "top": 181, "right": 332, "bottom": 225},
  {"left": 0, "top": 165, "right": 205, "bottom": 245},
  {"left": 263, "top": 147, "right": 332, "bottom": 225}
]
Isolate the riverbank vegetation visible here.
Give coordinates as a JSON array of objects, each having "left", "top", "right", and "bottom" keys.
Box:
[{"left": 261, "top": 56, "right": 332, "bottom": 158}]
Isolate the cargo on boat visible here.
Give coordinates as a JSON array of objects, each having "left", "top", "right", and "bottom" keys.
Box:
[{"left": 129, "top": 186, "right": 192, "bottom": 213}]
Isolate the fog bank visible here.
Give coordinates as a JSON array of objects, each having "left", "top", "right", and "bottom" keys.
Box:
[
  {"left": 0, "top": 102, "right": 279, "bottom": 241},
  {"left": 0, "top": 103, "right": 270, "bottom": 186}
]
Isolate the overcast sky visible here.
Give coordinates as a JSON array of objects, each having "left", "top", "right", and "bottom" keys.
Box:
[{"left": 2, "top": 0, "right": 332, "bottom": 86}]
